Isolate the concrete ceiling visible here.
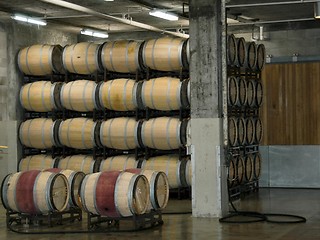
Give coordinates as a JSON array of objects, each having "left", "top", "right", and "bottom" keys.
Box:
[{"left": 0, "top": 0, "right": 319, "bottom": 36}]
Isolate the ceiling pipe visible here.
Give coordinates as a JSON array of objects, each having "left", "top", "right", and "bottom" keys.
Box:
[
  {"left": 39, "top": 0, "right": 189, "bottom": 38},
  {"left": 228, "top": 17, "right": 314, "bottom": 26},
  {"left": 227, "top": 0, "right": 318, "bottom": 8}
]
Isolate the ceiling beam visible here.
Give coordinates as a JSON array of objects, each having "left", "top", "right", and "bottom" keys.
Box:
[{"left": 39, "top": 0, "right": 189, "bottom": 38}]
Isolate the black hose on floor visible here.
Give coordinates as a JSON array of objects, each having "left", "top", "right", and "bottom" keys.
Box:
[{"left": 219, "top": 195, "right": 307, "bottom": 224}]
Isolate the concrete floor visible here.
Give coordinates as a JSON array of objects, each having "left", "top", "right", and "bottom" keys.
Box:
[{"left": 1, "top": 188, "right": 320, "bottom": 239}]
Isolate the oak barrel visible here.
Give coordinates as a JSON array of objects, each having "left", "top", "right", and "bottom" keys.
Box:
[
  {"left": 256, "top": 44, "right": 266, "bottom": 71},
  {"left": 100, "top": 40, "right": 142, "bottom": 73},
  {"left": 57, "top": 155, "right": 95, "bottom": 174},
  {"left": 246, "top": 117, "right": 256, "bottom": 145},
  {"left": 60, "top": 80, "right": 98, "bottom": 112},
  {"left": 141, "top": 155, "right": 188, "bottom": 189},
  {"left": 17, "top": 44, "right": 64, "bottom": 76},
  {"left": 97, "top": 79, "right": 137, "bottom": 111},
  {"left": 1, "top": 170, "right": 69, "bottom": 214},
  {"left": 141, "top": 117, "right": 186, "bottom": 150},
  {"left": 58, "top": 118, "right": 96, "bottom": 149},
  {"left": 126, "top": 168, "right": 169, "bottom": 210},
  {"left": 20, "top": 81, "right": 62, "bottom": 112},
  {"left": 228, "top": 76, "right": 238, "bottom": 106},
  {"left": 19, "top": 118, "right": 60, "bottom": 149},
  {"left": 228, "top": 117, "right": 238, "bottom": 147},
  {"left": 99, "top": 155, "right": 138, "bottom": 171},
  {"left": 62, "top": 42, "right": 99, "bottom": 74},
  {"left": 237, "top": 156, "right": 245, "bottom": 184},
  {"left": 246, "top": 80, "right": 256, "bottom": 107},
  {"left": 228, "top": 157, "right": 237, "bottom": 187},
  {"left": 19, "top": 155, "right": 57, "bottom": 171},
  {"left": 237, "top": 117, "right": 246, "bottom": 146},
  {"left": 253, "top": 153, "right": 262, "bottom": 179},
  {"left": 227, "top": 34, "right": 237, "bottom": 66},
  {"left": 142, "top": 38, "right": 185, "bottom": 71},
  {"left": 80, "top": 171, "right": 149, "bottom": 217},
  {"left": 255, "top": 81, "right": 263, "bottom": 107},
  {"left": 236, "top": 37, "right": 246, "bottom": 67},
  {"left": 99, "top": 117, "right": 138, "bottom": 150},
  {"left": 238, "top": 77, "right": 247, "bottom": 106},
  {"left": 45, "top": 168, "right": 85, "bottom": 208},
  {"left": 255, "top": 118, "right": 263, "bottom": 144},
  {"left": 245, "top": 42, "right": 257, "bottom": 70},
  {"left": 140, "top": 77, "right": 188, "bottom": 111},
  {"left": 244, "top": 155, "right": 254, "bottom": 182}
]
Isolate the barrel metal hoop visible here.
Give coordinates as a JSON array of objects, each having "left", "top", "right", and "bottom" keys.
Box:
[
  {"left": 27, "top": 82, "right": 36, "bottom": 111},
  {"left": 127, "top": 174, "right": 139, "bottom": 215},
  {"left": 151, "top": 39, "right": 158, "bottom": 69},
  {"left": 1, "top": 174, "right": 11, "bottom": 210},
  {"left": 41, "top": 81, "right": 50, "bottom": 111},
  {"left": 107, "top": 119, "right": 115, "bottom": 148},
  {"left": 114, "top": 172, "right": 125, "bottom": 217},
  {"left": 168, "top": 38, "right": 174, "bottom": 71},
  {"left": 125, "top": 41, "right": 131, "bottom": 72},
  {"left": 48, "top": 45, "right": 55, "bottom": 73},
  {"left": 150, "top": 79, "right": 156, "bottom": 109},
  {"left": 39, "top": 45, "right": 45, "bottom": 74},
  {"left": 70, "top": 44, "right": 77, "bottom": 74},
  {"left": 107, "top": 80, "right": 114, "bottom": 110},
  {"left": 123, "top": 79, "right": 130, "bottom": 111},
  {"left": 123, "top": 118, "right": 130, "bottom": 150},
  {"left": 25, "top": 46, "right": 33, "bottom": 75},
  {"left": 178, "top": 39, "right": 184, "bottom": 68},
  {"left": 150, "top": 118, "right": 157, "bottom": 149},
  {"left": 83, "top": 80, "right": 91, "bottom": 112},
  {"left": 110, "top": 41, "right": 116, "bottom": 72},
  {"left": 85, "top": 43, "right": 92, "bottom": 74}
]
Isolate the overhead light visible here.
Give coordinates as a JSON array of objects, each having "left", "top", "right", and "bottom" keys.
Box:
[
  {"left": 149, "top": 9, "right": 179, "bottom": 21},
  {"left": 11, "top": 14, "right": 47, "bottom": 26},
  {"left": 227, "top": 18, "right": 240, "bottom": 24},
  {"left": 80, "top": 29, "right": 109, "bottom": 38},
  {"left": 104, "top": 0, "right": 114, "bottom": 1},
  {"left": 314, "top": 2, "right": 320, "bottom": 19}
]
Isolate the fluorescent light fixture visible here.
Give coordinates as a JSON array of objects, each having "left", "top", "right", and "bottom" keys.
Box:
[
  {"left": 11, "top": 14, "right": 47, "bottom": 26},
  {"left": 149, "top": 9, "right": 178, "bottom": 21},
  {"left": 227, "top": 18, "right": 240, "bottom": 24},
  {"left": 80, "top": 29, "right": 109, "bottom": 38},
  {"left": 104, "top": 0, "right": 114, "bottom": 1},
  {"left": 315, "top": 2, "right": 320, "bottom": 19}
]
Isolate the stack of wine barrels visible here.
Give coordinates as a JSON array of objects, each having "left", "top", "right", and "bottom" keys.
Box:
[
  {"left": 17, "top": 37, "right": 191, "bottom": 216},
  {"left": 226, "top": 34, "right": 264, "bottom": 190}
]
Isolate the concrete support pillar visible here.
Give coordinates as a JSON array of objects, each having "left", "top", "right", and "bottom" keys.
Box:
[{"left": 189, "top": 0, "right": 228, "bottom": 217}]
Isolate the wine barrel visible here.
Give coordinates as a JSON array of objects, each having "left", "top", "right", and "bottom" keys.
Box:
[
  {"left": 99, "top": 117, "right": 138, "bottom": 150},
  {"left": 62, "top": 42, "right": 99, "bottom": 74},
  {"left": 19, "top": 155, "right": 57, "bottom": 171},
  {"left": 80, "top": 171, "right": 149, "bottom": 217},
  {"left": 244, "top": 155, "right": 254, "bottom": 182},
  {"left": 238, "top": 77, "right": 247, "bottom": 106},
  {"left": 237, "top": 117, "right": 246, "bottom": 146},
  {"left": 228, "top": 76, "right": 238, "bottom": 106},
  {"left": 142, "top": 38, "right": 185, "bottom": 71},
  {"left": 99, "top": 155, "right": 137, "bottom": 171},
  {"left": 228, "top": 117, "right": 238, "bottom": 147},
  {"left": 60, "top": 80, "right": 98, "bottom": 112},
  {"left": 245, "top": 42, "right": 257, "bottom": 70},
  {"left": 185, "top": 158, "right": 192, "bottom": 187},
  {"left": 140, "top": 77, "right": 188, "bottom": 111},
  {"left": 20, "top": 81, "right": 62, "bottom": 112},
  {"left": 253, "top": 153, "right": 262, "bottom": 179},
  {"left": 1, "top": 170, "right": 69, "bottom": 214},
  {"left": 256, "top": 44, "right": 266, "bottom": 71},
  {"left": 57, "top": 155, "right": 95, "bottom": 174},
  {"left": 255, "top": 81, "right": 263, "bottom": 107},
  {"left": 100, "top": 40, "right": 142, "bottom": 73},
  {"left": 140, "top": 117, "right": 187, "bottom": 150},
  {"left": 141, "top": 155, "right": 188, "bottom": 189},
  {"left": 227, "top": 34, "right": 237, "bottom": 66},
  {"left": 228, "top": 157, "right": 236, "bottom": 187},
  {"left": 237, "top": 156, "right": 245, "bottom": 184},
  {"left": 126, "top": 169, "right": 169, "bottom": 211},
  {"left": 246, "top": 118, "right": 255, "bottom": 145},
  {"left": 186, "top": 39, "right": 190, "bottom": 64},
  {"left": 17, "top": 44, "right": 64, "bottom": 76},
  {"left": 45, "top": 168, "right": 85, "bottom": 208},
  {"left": 97, "top": 79, "right": 137, "bottom": 111},
  {"left": 255, "top": 118, "right": 263, "bottom": 144},
  {"left": 246, "top": 80, "right": 256, "bottom": 107},
  {"left": 19, "top": 118, "right": 60, "bottom": 149},
  {"left": 236, "top": 37, "right": 246, "bottom": 67},
  {"left": 58, "top": 118, "right": 96, "bottom": 149}
]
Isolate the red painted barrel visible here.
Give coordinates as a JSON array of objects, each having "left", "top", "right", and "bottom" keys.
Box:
[
  {"left": 80, "top": 171, "right": 149, "bottom": 217},
  {"left": 1, "top": 170, "right": 69, "bottom": 214}
]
